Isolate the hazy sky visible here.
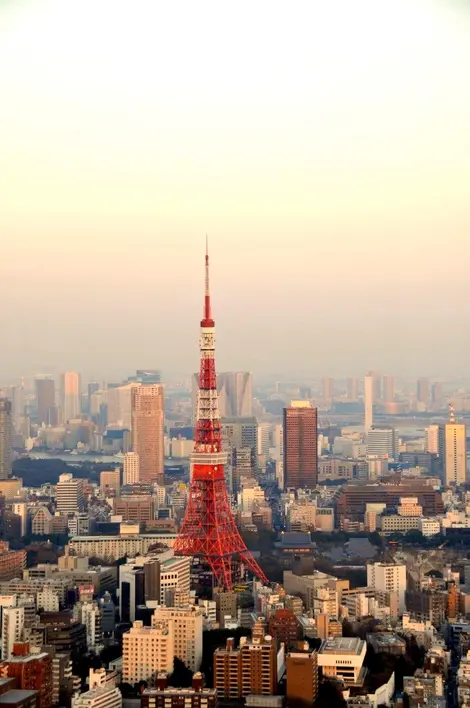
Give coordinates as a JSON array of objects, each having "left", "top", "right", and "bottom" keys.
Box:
[{"left": 1, "top": 0, "right": 470, "bottom": 383}]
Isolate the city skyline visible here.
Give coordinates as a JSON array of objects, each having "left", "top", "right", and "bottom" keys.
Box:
[{"left": 1, "top": 0, "right": 470, "bottom": 380}]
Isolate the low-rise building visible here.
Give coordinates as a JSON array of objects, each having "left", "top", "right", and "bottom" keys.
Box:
[{"left": 317, "top": 637, "right": 366, "bottom": 686}]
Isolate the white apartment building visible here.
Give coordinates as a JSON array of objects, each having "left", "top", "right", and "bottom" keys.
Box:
[
  {"left": 56, "top": 473, "right": 84, "bottom": 515},
  {"left": 123, "top": 453, "right": 140, "bottom": 486},
  {"left": 67, "top": 533, "right": 177, "bottom": 560},
  {"left": 152, "top": 605, "right": 203, "bottom": 671},
  {"left": 122, "top": 620, "right": 174, "bottom": 685},
  {"left": 37, "top": 587, "right": 60, "bottom": 612},
  {"left": 367, "top": 562, "right": 406, "bottom": 613},
  {"left": 311, "top": 588, "right": 339, "bottom": 618},
  {"left": 1, "top": 606, "right": 24, "bottom": 660},
  {"left": 72, "top": 686, "right": 122, "bottom": 708},
  {"left": 82, "top": 602, "right": 103, "bottom": 650},
  {"left": 419, "top": 518, "right": 441, "bottom": 537}
]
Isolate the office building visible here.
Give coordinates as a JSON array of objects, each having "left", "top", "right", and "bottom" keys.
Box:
[
  {"left": 0, "top": 398, "right": 13, "bottom": 480},
  {"left": 366, "top": 427, "right": 397, "bottom": 460},
  {"left": 131, "top": 385, "right": 164, "bottom": 484},
  {"left": 322, "top": 378, "right": 334, "bottom": 402},
  {"left": 0, "top": 546, "right": 26, "bottom": 582},
  {"left": 106, "top": 382, "right": 140, "bottom": 429},
  {"left": 35, "top": 376, "right": 56, "bottom": 426},
  {"left": 286, "top": 650, "right": 318, "bottom": 708},
  {"left": 100, "top": 469, "right": 121, "bottom": 497},
  {"left": 122, "top": 620, "right": 174, "bottom": 685},
  {"left": 440, "top": 415, "right": 467, "bottom": 486},
  {"left": 382, "top": 375, "right": 395, "bottom": 402},
  {"left": 425, "top": 424, "right": 440, "bottom": 455},
  {"left": 218, "top": 372, "right": 253, "bottom": 417},
  {"left": 367, "top": 562, "right": 406, "bottom": 613},
  {"left": 283, "top": 402, "right": 318, "bottom": 489},
  {"left": 417, "top": 378, "right": 430, "bottom": 408},
  {"left": 59, "top": 372, "right": 81, "bottom": 423},
  {"left": 317, "top": 637, "right": 366, "bottom": 685},
  {"left": 123, "top": 452, "right": 140, "bottom": 485},
  {"left": 119, "top": 564, "right": 145, "bottom": 623},
  {"left": 346, "top": 378, "right": 358, "bottom": 401},
  {"left": 364, "top": 374, "right": 374, "bottom": 432},
  {"left": 152, "top": 606, "right": 203, "bottom": 671},
  {"left": 31, "top": 507, "right": 53, "bottom": 536},
  {"left": 56, "top": 473, "right": 84, "bottom": 515},
  {"left": 193, "top": 372, "right": 252, "bottom": 419},
  {"left": 12, "top": 502, "right": 28, "bottom": 537}
]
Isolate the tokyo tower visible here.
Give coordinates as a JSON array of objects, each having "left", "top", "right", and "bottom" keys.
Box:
[{"left": 174, "top": 242, "right": 268, "bottom": 590}]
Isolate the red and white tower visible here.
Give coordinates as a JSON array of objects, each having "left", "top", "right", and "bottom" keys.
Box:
[{"left": 174, "top": 242, "right": 267, "bottom": 590}]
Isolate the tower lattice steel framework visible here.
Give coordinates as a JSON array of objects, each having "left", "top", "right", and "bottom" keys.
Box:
[{"left": 174, "top": 242, "right": 268, "bottom": 590}]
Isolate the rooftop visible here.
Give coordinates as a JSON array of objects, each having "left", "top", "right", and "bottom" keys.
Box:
[
  {"left": 0, "top": 690, "right": 39, "bottom": 703},
  {"left": 320, "top": 637, "right": 365, "bottom": 655}
]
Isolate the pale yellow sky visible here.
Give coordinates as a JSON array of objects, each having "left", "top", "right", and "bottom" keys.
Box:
[{"left": 0, "top": 0, "right": 469, "bottom": 381}]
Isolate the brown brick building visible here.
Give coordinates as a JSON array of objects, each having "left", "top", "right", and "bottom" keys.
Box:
[
  {"left": 268, "top": 609, "right": 300, "bottom": 648},
  {"left": 283, "top": 403, "right": 318, "bottom": 489},
  {"left": 0, "top": 644, "right": 53, "bottom": 708}
]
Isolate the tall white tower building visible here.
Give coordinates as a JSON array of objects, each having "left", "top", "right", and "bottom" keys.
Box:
[{"left": 364, "top": 374, "right": 374, "bottom": 432}]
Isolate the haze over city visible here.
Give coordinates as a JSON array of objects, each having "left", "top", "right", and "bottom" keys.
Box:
[{"left": 1, "top": 0, "right": 470, "bottom": 381}]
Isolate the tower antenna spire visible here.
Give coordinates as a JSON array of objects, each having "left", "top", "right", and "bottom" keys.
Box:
[
  {"left": 449, "top": 402, "right": 455, "bottom": 424},
  {"left": 203, "top": 235, "right": 213, "bottom": 325}
]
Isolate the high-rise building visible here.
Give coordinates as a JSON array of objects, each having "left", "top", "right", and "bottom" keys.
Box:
[
  {"left": 0, "top": 398, "right": 12, "bottom": 480},
  {"left": 131, "top": 385, "right": 164, "bottom": 484},
  {"left": 1, "top": 606, "right": 24, "bottom": 659},
  {"left": 122, "top": 620, "right": 174, "bottom": 685},
  {"left": 431, "top": 382, "right": 443, "bottom": 410},
  {"left": 192, "top": 372, "right": 253, "bottom": 420},
  {"left": 107, "top": 383, "right": 140, "bottom": 429},
  {"left": 59, "top": 372, "right": 81, "bottom": 423},
  {"left": 100, "top": 469, "right": 121, "bottom": 497},
  {"left": 417, "top": 378, "right": 430, "bottom": 409},
  {"left": 364, "top": 374, "right": 374, "bottom": 432},
  {"left": 286, "top": 650, "right": 319, "bottom": 708},
  {"left": 346, "top": 378, "right": 358, "bottom": 401},
  {"left": 35, "top": 376, "right": 56, "bottom": 426},
  {"left": 123, "top": 452, "right": 140, "bottom": 485},
  {"left": 213, "top": 635, "right": 278, "bottom": 699},
  {"left": 152, "top": 606, "right": 203, "bottom": 671},
  {"left": 382, "top": 375, "right": 395, "bottom": 402},
  {"left": 425, "top": 424, "right": 440, "bottom": 455},
  {"left": 119, "top": 564, "right": 145, "bottom": 623},
  {"left": 367, "top": 562, "right": 406, "bottom": 613},
  {"left": 440, "top": 408, "right": 467, "bottom": 486},
  {"left": 56, "top": 473, "right": 84, "bottom": 515},
  {"left": 283, "top": 402, "right": 318, "bottom": 489},
  {"left": 366, "top": 427, "right": 397, "bottom": 460},
  {"left": 322, "top": 378, "right": 334, "bottom": 402}
]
